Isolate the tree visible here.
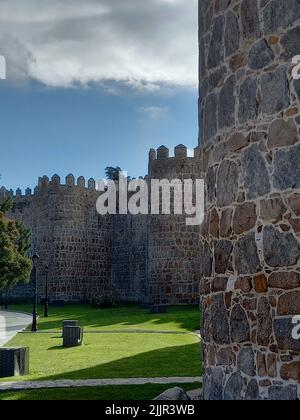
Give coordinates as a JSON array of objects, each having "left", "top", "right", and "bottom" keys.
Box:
[
  {"left": 105, "top": 167, "right": 131, "bottom": 181},
  {"left": 0, "top": 197, "right": 32, "bottom": 292},
  {"left": 105, "top": 166, "right": 123, "bottom": 181}
]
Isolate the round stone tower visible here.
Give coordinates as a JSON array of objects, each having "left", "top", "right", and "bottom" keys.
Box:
[
  {"left": 148, "top": 145, "right": 203, "bottom": 305},
  {"left": 199, "top": 0, "right": 300, "bottom": 400}
]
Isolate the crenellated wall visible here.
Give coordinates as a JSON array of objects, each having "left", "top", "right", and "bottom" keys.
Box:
[
  {"left": 199, "top": 0, "right": 300, "bottom": 400},
  {"left": 1, "top": 144, "right": 203, "bottom": 306},
  {"left": 2, "top": 174, "right": 112, "bottom": 302}
]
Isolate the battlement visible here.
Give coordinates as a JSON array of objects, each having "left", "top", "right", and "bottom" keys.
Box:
[
  {"left": 0, "top": 144, "right": 203, "bottom": 201},
  {"left": 149, "top": 144, "right": 196, "bottom": 162},
  {"left": 148, "top": 145, "right": 203, "bottom": 180},
  {"left": 0, "top": 174, "right": 97, "bottom": 199}
]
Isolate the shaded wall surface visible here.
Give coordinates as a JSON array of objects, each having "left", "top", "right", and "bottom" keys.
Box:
[
  {"left": 111, "top": 214, "right": 148, "bottom": 302},
  {"left": 199, "top": 0, "right": 300, "bottom": 400}
]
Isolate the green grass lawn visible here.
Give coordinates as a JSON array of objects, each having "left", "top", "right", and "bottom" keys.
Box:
[
  {"left": 4, "top": 332, "right": 201, "bottom": 382},
  {"left": 0, "top": 383, "right": 199, "bottom": 401},
  {"left": 8, "top": 303, "right": 200, "bottom": 333},
  {"left": 0, "top": 304, "right": 202, "bottom": 391}
]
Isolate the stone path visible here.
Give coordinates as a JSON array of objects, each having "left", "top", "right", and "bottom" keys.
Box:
[
  {"left": 0, "top": 377, "right": 203, "bottom": 392},
  {"left": 0, "top": 311, "right": 32, "bottom": 347}
]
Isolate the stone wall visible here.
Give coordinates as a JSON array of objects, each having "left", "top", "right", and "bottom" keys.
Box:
[
  {"left": 4, "top": 175, "right": 112, "bottom": 303},
  {"left": 2, "top": 144, "right": 203, "bottom": 306},
  {"left": 111, "top": 214, "right": 148, "bottom": 302},
  {"left": 199, "top": 0, "right": 300, "bottom": 400},
  {"left": 147, "top": 145, "right": 203, "bottom": 304}
]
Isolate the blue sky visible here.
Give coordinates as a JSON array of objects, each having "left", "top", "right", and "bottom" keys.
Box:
[
  {"left": 0, "top": 0, "right": 198, "bottom": 192},
  {"left": 0, "top": 81, "right": 198, "bottom": 191}
]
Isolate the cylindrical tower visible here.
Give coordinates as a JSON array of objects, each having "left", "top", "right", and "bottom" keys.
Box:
[
  {"left": 148, "top": 145, "right": 203, "bottom": 305},
  {"left": 199, "top": 0, "right": 300, "bottom": 400}
]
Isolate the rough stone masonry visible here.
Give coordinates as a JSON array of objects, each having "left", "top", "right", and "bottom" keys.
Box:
[
  {"left": 199, "top": 0, "right": 300, "bottom": 400},
  {"left": 0, "top": 144, "right": 202, "bottom": 306}
]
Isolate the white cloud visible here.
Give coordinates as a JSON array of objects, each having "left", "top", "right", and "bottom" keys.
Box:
[
  {"left": 0, "top": 0, "right": 198, "bottom": 90},
  {"left": 138, "top": 106, "right": 169, "bottom": 121}
]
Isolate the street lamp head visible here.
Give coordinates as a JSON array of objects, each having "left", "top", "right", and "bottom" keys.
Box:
[
  {"left": 45, "top": 265, "right": 49, "bottom": 272},
  {"left": 32, "top": 252, "right": 40, "bottom": 266}
]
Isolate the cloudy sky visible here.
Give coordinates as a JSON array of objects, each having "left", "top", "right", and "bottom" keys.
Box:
[{"left": 0, "top": 0, "right": 198, "bottom": 190}]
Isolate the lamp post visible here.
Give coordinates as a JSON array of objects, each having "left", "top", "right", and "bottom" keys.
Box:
[
  {"left": 4, "top": 286, "right": 8, "bottom": 310},
  {"left": 44, "top": 265, "right": 49, "bottom": 318},
  {"left": 31, "top": 252, "right": 40, "bottom": 332}
]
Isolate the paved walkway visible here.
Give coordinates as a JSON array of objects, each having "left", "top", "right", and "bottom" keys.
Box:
[
  {"left": 0, "top": 377, "right": 203, "bottom": 392},
  {"left": 0, "top": 311, "right": 32, "bottom": 347}
]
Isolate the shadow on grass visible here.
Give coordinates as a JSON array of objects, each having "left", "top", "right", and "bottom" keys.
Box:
[
  {"left": 38, "top": 342, "right": 203, "bottom": 381},
  {"left": 9, "top": 304, "right": 201, "bottom": 333},
  {"left": 48, "top": 346, "right": 68, "bottom": 350}
]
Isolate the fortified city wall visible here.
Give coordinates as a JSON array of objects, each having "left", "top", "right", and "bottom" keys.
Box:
[{"left": 1, "top": 145, "right": 203, "bottom": 306}]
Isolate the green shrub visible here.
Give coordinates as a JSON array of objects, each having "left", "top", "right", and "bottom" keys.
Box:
[{"left": 90, "top": 291, "right": 120, "bottom": 309}]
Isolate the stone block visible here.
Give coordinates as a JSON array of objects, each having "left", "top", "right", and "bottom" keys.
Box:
[
  {"left": 0, "top": 348, "right": 29, "bottom": 378},
  {"left": 211, "top": 294, "right": 230, "bottom": 345},
  {"left": 257, "top": 297, "right": 272, "bottom": 347},
  {"left": 224, "top": 372, "right": 243, "bottom": 401},
  {"left": 207, "top": 16, "right": 225, "bottom": 69},
  {"left": 241, "top": 144, "right": 270, "bottom": 200},
  {"left": 230, "top": 305, "right": 250, "bottom": 344},
  {"left": 63, "top": 326, "right": 83, "bottom": 348},
  {"left": 260, "top": 197, "right": 286, "bottom": 223},
  {"left": 225, "top": 11, "right": 240, "bottom": 57},
  {"left": 260, "top": 67, "right": 290, "bottom": 115},
  {"left": 218, "top": 76, "right": 236, "bottom": 129},
  {"left": 217, "top": 160, "right": 238, "bottom": 207},
  {"left": 204, "top": 368, "right": 224, "bottom": 401},
  {"left": 214, "top": 240, "right": 232, "bottom": 274},
  {"left": 274, "top": 317, "right": 300, "bottom": 352},
  {"left": 154, "top": 387, "right": 190, "bottom": 401},
  {"left": 233, "top": 233, "right": 260, "bottom": 275},
  {"left": 233, "top": 202, "right": 257, "bottom": 235},
  {"left": 241, "top": 0, "right": 260, "bottom": 39},
  {"left": 273, "top": 143, "right": 300, "bottom": 190},
  {"left": 63, "top": 320, "right": 78, "bottom": 328},
  {"left": 238, "top": 77, "right": 258, "bottom": 123},
  {"left": 281, "top": 24, "right": 300, "bottom": 60},
  {"left": 237, "top": 348, "right": 255, "bottom": 376},
  {"left": 248, "top": 39, "right": 274, "bottom": 70},
  {"left": 268, "top": 386, "right": 298, "bottom": 401},
  {"left": 245, "top": 380, "right": 260, "bottom": 401},
  {"left": 278, "top": 291, "right": 300, "bottom": 316},
  {"left": 268, "top": 119, "right": 298, "bottom": 149},
  {"left": 280, "top": 362, "right": 300, "bottom": 381},
  {"left": 263, "top": 0, "right": 300, "bottom": 34},
  {"left": 263, "top": 226, "right": 300, "bottom": 268}
]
